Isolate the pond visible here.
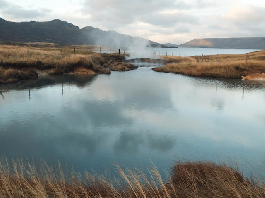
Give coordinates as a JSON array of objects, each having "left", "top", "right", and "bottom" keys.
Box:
[{"left": 1, "top": 51, "right": 265, "bottom": 178}]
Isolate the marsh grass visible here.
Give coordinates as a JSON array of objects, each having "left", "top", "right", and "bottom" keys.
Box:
[
  {"left": 0, "top": 44, "right": 96, "bottom": 69},
  {"left": 0, "top": 67, "right": 38, "bottom": 83},
  {"left": 0, "top": 44, "right": 135, "bottom": 83},
  {"left": 1, "top": 157, "right": 265, "bottom": 198},
  {"left": 154, "top": 51, "right": 265, "bottom": 79}
]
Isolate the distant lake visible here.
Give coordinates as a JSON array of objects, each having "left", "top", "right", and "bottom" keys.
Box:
[
  {"left": 1, "top": 48, "right": 265, "bottom": 178},
  {"left": 96, "top": 47, "right": 261, "bottom": 59},
  {"left": 127, "top": 47, "right": 261, "bottom": 59}
]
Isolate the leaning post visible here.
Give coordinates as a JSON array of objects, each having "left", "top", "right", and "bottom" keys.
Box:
[{"left": 27, "top": 48, "right": 29, "bottom": 59}]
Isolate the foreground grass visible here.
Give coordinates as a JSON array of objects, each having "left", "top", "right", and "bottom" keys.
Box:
[
  {"left": 0, "top": 43, "right": 136, "bottom": 83},
  {"left": 1, "top": 158, "right": 265, "bottom": 197},
  {"left": 153, "top": 50, "right": 265, "bottom": 79}
]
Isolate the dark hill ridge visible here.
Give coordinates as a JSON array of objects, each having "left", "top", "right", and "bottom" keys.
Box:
[
  {"left": 0, "top": 18, "right": 160, "bottom": 48},
  {"left": 1, "top": 18, "right": 265, "bottom": 49},
  {"left": 181, "top": 38, "right": 265, "bottom": 49},
  {"left": 0, "top": 18, "right": 82, "bottom": 44}
]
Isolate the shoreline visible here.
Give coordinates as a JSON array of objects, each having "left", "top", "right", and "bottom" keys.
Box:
[{"left": 1, "top": 43, "right": 265, "bottom": 84}]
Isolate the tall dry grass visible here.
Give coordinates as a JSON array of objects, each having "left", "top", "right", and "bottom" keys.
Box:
[
  {"left": 154, "top": 51, "right": 265, "bottom": 79},
  {"left": 0, "top": 44, "right": 126, "bottom": 70},
  {"left": 0, "top": 157, "right": 265, "bottom": 198},
  {"left": 0, "top": 44, "right": 95, "bottom": 68},
  {"left": 0, "top": 44, "right": 135, "bottom": 83},
  {"left": 0, "top": 67, "right": 38, "bottom": 83}
]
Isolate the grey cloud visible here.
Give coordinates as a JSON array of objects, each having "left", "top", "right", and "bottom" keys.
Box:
[
  {"left": 81, "top": 0, "right": 209, "bottom": 41},
  {"left": 224, "top": 6, "right": 265, "bottom": 24},
  {"left": 83, "top": 0, "right": 179, "bottom": 27},
  {"left": 150, "top": 25, "right": 190, "bottom": 34},
  {"left": 0, "top": 1, "right": 51, "bottom": 20},
  {"left": 173, "top": 25, "right": 191, "bottom": 33},
  {"left": 175, "top": 1, "right": 191, "bottom": 10},
  {"left": 221, "top": 6, "right": 265, "bottom": 37},
  {"left": 207, "top": 25, "right": 223, "bottom": 30},
  {"left": 237, "top": 24, "right": 265, "bottom": 37},
  {"left": 195, "top": 0, "right": 216, "bottom": 8},
  {"left": 40, "top": 8, "right": 52, "bottom": 14},
  {"left": 0, "top": 0, "right": 8, "bottom": 9},
  {"left": 174, "top": 0, "right": 216, "bottom": 10},
  {"left": 2, "top": 6, "right": 47, "bottom": 19},
  {"left": 141, "top": 12, "right": 198, "bottom": 28},
  {"left": 84, "top": 0, "right": 175, "bottom": 14}
]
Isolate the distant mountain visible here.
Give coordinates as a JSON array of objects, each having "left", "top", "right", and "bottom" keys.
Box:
[
  {"left": 180, "top": 38, "right": 265, "bottom": 49},
  {"left": 0, "top": 18, "right": 159, "bottom": 49},
  {"left": 161, "top": 43, "right": 179, "bottom": 48},
  {"left": 2, "top": 18, "right": 264, "bottom": 50}
]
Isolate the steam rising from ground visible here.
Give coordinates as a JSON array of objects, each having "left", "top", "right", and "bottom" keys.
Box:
[
  {"left": 84, "top": 27, "right": 149, "bottom": 49},
  {"left": 83, "top": 26, "right": 159, "bottom": 59}
]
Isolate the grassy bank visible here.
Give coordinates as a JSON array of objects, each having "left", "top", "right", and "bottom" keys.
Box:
[
  {"left": 0, "top": 158, "right": 265, "bottom": 197},
  {"left": 0, "top": 43, "right": 137, "bottom": 84},
  {"left": 153, "top": 50, "right": 265, "bottom": 79},
  {"left": 0, "top": 68, "right": 38, "bottom": 84}
]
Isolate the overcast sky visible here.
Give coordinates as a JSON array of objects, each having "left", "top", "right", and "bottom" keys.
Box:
[{"left": 0, "top": 0, "right": 265, "bottom": 44}]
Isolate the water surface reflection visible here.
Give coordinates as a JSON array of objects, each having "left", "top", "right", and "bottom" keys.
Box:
[{"left": 0, "top": 69, "right": 265, "bottom": 177}]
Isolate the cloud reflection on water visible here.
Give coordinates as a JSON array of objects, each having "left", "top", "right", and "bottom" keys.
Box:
[{"left": 1, "top": 69, "right": 265, "bottom": 175}]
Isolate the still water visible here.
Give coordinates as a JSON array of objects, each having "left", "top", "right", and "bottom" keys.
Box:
[
  {"left": 128, "top": 47, "right": 260, "bottom": 59},
  {"left": 98, "top": 47, "right": 260, "bottom": 59},
  {"left": 1, "top": 52, "right": 265, "bottom": 177}
]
